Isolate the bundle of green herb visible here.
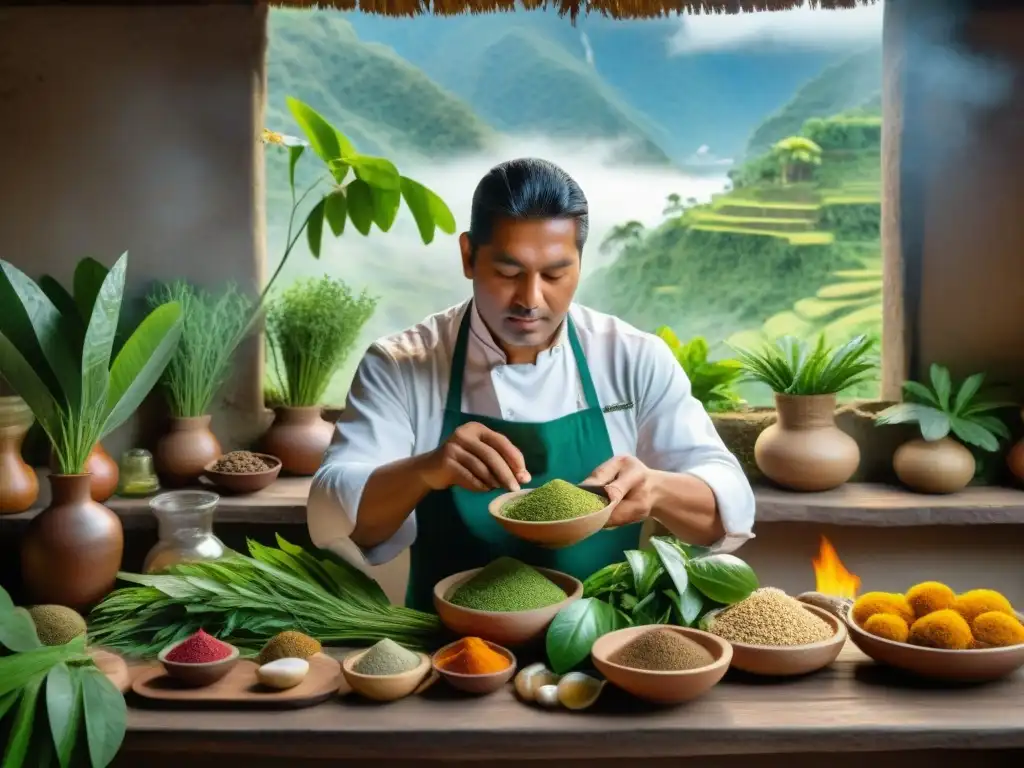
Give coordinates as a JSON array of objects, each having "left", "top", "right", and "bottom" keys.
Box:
[
  {"left": 0, "top": 586, "right": 126, "bottom": 768},
  {"left": 730, "top": 334, "right": 876, "bottom": 396},
  {"left": 87, "top": 535, "right": 442, "bottom": 658},
  {"left": 266, "top": 276, "right": 377, "bottom": 406}
]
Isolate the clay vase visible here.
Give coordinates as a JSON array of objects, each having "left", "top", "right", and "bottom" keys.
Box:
[
  {"left": 48, "top": 442, "right": 119, "bottom": 503},
  {"left": 21, "top": 474, "right": 124, "bottom": 610},
  {"left": 154, "top": 415, "right": 222, "bottom": 487},
  {"left": 754, "top": 393, "right": 860, "bottom": 492},
  {"left": 0, "top": 396, "right": 39, "bottom": 514},
  {"left": 261, "top": 406, "right": 334, "bottom": 475},
  {"left": 1008, "top": 408, "right": 1024, "bottom": 484},
  {"left": 893, "top": 437, "right": 975, "bottom": 494}
]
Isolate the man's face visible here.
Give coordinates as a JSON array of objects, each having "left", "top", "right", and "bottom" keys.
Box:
[{"left": 461, "top": 218, "right": 581, "bottom": 351}]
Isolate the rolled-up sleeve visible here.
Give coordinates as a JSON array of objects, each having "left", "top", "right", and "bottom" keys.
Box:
[
  {"left": 307, "top": 343, "right": 417, "bottom": 565},
  {"left": 634, "top": 338, "right": 756, "bottom": 552}
]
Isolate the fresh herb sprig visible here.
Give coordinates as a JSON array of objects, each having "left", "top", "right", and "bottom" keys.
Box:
[{"left": 730, "top": 333, "right": 876, "bottom": 396}]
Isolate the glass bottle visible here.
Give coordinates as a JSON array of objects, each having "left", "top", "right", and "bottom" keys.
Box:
[
  {"left": 117, "top": 448, "right": 160, "bottom": 497},
  {"left": 143, "top": 490, "right": 227, "bottom": 574}
]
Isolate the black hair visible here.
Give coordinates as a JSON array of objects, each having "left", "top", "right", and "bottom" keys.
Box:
[{"left": 467, "top": 158, "right": 589, "bottom": 259}]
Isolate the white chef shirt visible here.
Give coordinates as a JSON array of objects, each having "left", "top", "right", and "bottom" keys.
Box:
[{"left": 307, "top": 300, "right": 756, "bottom": 566}]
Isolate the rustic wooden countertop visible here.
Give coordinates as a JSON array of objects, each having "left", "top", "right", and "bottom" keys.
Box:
[{"left": 119, "top": 643, "right": 1024, "bottom": 760}]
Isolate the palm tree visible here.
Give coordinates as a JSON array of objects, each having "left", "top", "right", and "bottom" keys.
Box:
[
  {"left": 599, "top": 220, "right": 645, "bottom": 255},
  {"left": 772, "top": 136, "right": 823, "bottom": 185},
  {"left": 662, "top": 194, "right": 685, "bottom": 217}
]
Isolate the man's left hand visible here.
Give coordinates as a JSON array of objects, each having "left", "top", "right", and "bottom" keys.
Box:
[{"left": 583, "top": 455, "right": 654, "bottom": 527}]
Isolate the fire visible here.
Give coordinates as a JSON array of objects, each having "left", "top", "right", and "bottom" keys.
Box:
[{"left": 812, "top": 536, "right": 861, "bottom": 598}]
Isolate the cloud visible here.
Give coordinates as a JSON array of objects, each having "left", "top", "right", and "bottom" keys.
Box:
[
  {"left": 580, "top": 32, "right": 595, "bottom": 67},
  {"left": 667, "top": 1, "right": 884, "bottom": 56}
]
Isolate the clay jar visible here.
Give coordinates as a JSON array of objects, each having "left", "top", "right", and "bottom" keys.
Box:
[
  {"left": 755, "top": 393, "right": 860, "bottom": 492},
  {"left": 48, "top": 443, "right": 119, "bottom": 503},
  {"left": 0, "top": 396, "right": 39, "bottom": 514},
  {"left": 1008, "top": 408, "right": 1024, "bottom": 484},
  {"left": 154, "top": 415, "right": 222, "bottom": 487},
  {"left": 21, "top": 474, "right": 124, "bottom": 611},
  {"left": 893, "top": 437, "right": 975, "bottom": 494},
  {"left": 261, "top": 406, "right": 333, "bottom": 476}
]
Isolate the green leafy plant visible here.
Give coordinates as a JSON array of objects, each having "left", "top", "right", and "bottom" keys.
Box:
[
  {"left": 545, "top": 537, "right": 758, "bottom": 673},
  {"left": 0, "top": 253, "right": 183, "bottom": 474},
  {"left": 87, "top": 534, "right": 441, "bottom": 658},
  {"left": 0, "top": 586, "right": 126, "bottom": 768},
  {"left": 146, "top": 281, "right": 253, "bottom": 419},
  {"left": 267, "top": 276, "right": 378, "bottom": 407},
  {"left": 772, "top": 135, "right": 823, "bottom": 185},
  {"left": 875, "top": 364, "right": 1013, "bottom": 452},
  {"left": 261, "top": 97, "right": 456, "bottom": 304},
  {"left": 655, "top": 327, "right": 744, "bottom": 412},
  {"left": 730, "top": 333, "right": 876, "bottom": 396}
]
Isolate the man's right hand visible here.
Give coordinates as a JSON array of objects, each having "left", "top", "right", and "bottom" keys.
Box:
[{"left": 420, "top": 421, "right": 531, "bottom": 493}]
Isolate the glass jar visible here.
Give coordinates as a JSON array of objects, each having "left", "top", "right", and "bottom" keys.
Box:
[
  {"left": 117, "top": 448, "right": 160, "bottom": 497},
  {"left": 143, "top": 490, "right": 227, "bottom": 574}
]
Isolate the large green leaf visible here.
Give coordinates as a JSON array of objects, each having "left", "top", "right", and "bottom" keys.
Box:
[
  {"left": 72, "top": 258, "right": 109, "bottom": 324},
  {"left": 952, "top": 373, "right": 985, "bottom": 415},
  {"left": 324, "top": 190, "right": 347, "bottom": 237},
  {"left": 286, "top": 97, "right": 353, "bottom": 184},
  {"left": 950, "top": 417, "right": 999, "bottom": 452},
  {"left": 46, "top": 663, "right": 81, "bottom": 768},
  {"left": 80, "top": 666, "right": 126, "bottom": 768},
  {"left": 686, "top": 554, "right": 759, "bottom": 605},
  {"left": 545, "top": 597, "right": 627, "bottom": 674},
  {"left": 624, "top": 550, "right": 661, "bottom": 599},
  {"left": 350, "top": 155, "right": 400, "bottom": 190},
  {"left": 0, "top": 607, "right": 41, "bottom": 653},
  {"left": 37, "top": 276, "right": 82, "bottom": 349},
  {"left": 2, "top": 674, "right": 43, "bottom": 768},
  {"left": 371, "top": 187, "right": 401, "bottom": 232},
  {"left": 345, "top": 180, "right": 374, "bottom": 236},
  {"left": 929, "top": 364, "right": 952, "bottom": 410},
  {"left": 101, "top": 301, "right": 183, "bottom": 438},
  {"left": 305, "top": 198, "right": 326, "bottom": 258},
  {"left": 80, "top": 254, "right": 126, "bottom": 424},
  {"left": 0, "top": 329, "right": 62, "bottom": 440},
  {"left": 287, "top": 144, "right": 305, "bottom": 195},
  {"left": 650, "top": 537, "right": 689, "bottom": 597},
  {"left": 399, "top": 176, "right": 456, "bottom": 245}
]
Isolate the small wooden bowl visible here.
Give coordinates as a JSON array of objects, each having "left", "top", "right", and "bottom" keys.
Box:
[
  {"left": 721, "top": 604, "right": 847, "bottom": 677},
  {"left": 433, "top": 567, "right": 583, "bottom": 647},
  {"left": 591, "top": 626, "right": 731, "bottom": 705},
  {"left": 846, "top": 610, "right": 1024, "bottom": 683},
  {"left": 202, "top": 453, "right": 282, "bottom": 495},
  {"left": 341, "top": 650, "right": 432, "bottom": 702},
  {"left": 158, "top": 641, "right": 240, "bottom": 688},
  {"left": 431, "top": 639, "right": 518, "bottom": 695},
  {"left": 488, "top": 484, "right": 617, "bottom": 549}
]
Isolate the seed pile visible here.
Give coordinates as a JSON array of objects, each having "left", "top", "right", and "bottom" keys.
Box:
[
  {"left": 448, "top": 557, "right": 567, "bottom": 612},
  {"left": 353, "top": 638, "right": 421, "bottom": 676},
  {"left": 709, "top": 587, "right": 834, "bottom": 646},
  {"left": 501, "top": 479, "right": 606, "bottom": 522},
  {"left": 611, "top": 629, "right": 714, "bottom": 671},
  {"left": 212, "top": 450, "right": 271, "bottom": 473},
  {"left": 257, "top": 630, "right": 322, "bottom": 666},
  {"left": 166, "top": 629, "right": 234, "bottom": 663},
  {"left": 28, "top": 605, "right": 87, "bottom": 647}
]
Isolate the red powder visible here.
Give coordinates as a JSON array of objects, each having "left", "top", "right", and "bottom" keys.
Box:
[{"left": 165, "top": 629, "right": 234, "bottom": 664}]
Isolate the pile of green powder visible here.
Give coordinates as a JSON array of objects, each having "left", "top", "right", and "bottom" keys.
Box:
[
  {"left": 501, "top": 479, "right": 606, "bottom": 522},
  {"left": 610, "top": 628, "right": 714, "bottom": 671},
  {"left": 448, "top": 557, "right": 568, "bottom": 612},
  {"left": 352, "top": 638, "right": 421, "bottom": 676}
]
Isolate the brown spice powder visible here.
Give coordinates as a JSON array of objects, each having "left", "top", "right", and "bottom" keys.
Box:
[
  {"left": 711, "top": 587, "right": 834, "bottom": 646},
  {"left": 610, "top": 629, "right": 714, "bottom": 671},
  {"left": 212, "top": 451, "right": 271, "bottom": 474}
]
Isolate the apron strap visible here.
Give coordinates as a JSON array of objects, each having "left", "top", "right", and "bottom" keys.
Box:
[{"left": 444, "top": 301, "right": 603, "bottom": 414}]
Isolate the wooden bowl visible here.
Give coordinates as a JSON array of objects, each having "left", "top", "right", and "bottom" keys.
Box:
[
  {"left": 488, "top": 484, "right": 617, "bottom": 549},
  {"left": 591, "top": 626, "right": 731, "bottom": 705},
  {"left": 202, "top": 453, "right": 281, "bottom": 494},
  {"left": 158, "top": 641, "right": 240, "bottom": 688},
  {"left": 433, "top": 567, "right": 583, "bottom": 647},
  {"left": 431, "top": 639, "right": 518, "bottom": 695},
  {"left": 722, "top": 603, "right": 847, "bottom": 676},
  {"left": 846, "top": 610, "right": 1024, "bottom": 683},
  {"left": 341, "top": 650, "right": 432, "bottom": 702}
]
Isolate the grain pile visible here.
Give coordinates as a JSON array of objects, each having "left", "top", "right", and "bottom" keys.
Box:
[
  {"left": 610, "top": 629, "right": 714, "bottom": 671},
  {"left": 212, "top": 451, "right": 272, "bottom": 473},
  {"left": 257, "top": 630, "right": 322, "bottom": 665},
  {"left": 709, "top": 587, "right": 834, "bottom": 646}
]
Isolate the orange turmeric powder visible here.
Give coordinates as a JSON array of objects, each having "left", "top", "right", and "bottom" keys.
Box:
[{"left": 435, "top": 637, "right": 510, "bottom": 675}]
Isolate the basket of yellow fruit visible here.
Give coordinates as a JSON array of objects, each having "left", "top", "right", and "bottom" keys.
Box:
[{"left": 845, "top": 582, "right": 1024, "bottom": 682}]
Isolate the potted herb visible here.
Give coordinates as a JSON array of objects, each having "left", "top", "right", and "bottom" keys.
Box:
[
  {"left": 730, "top": 334, "right": 876, "bottom": 491},
  {"left": 0, "top": 253, "right": 183, "bottom": 609},
  {"left": 147, "top": 281, "right": 253, "bottom": 487},
  {"left": 875, "top": 364, "right": 1013, "bottom": 493},
  {"left": 263, "top": 276, "right": 377, "bottom": 474}
]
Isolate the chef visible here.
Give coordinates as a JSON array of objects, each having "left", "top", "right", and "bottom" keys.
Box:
[{"left": 307, "top": 157, "right": 756, "bottom": 611}]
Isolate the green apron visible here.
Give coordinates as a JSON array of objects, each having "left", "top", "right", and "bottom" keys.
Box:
[{"left": 405, "top": 303, "right": 642, "bottom": 610}]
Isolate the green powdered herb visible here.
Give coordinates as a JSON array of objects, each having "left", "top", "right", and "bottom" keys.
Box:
[
  {"left": 352, "top": 638, "right": 421, "bottom": 676},
  {"left": 501, "top": 479, "right": 606, "bottom": 522},
  {"left": 448, "top": 557, "right": 568, "bottom": 612}
]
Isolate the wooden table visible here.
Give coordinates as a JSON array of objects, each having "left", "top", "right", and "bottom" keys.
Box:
[{"left": 115, "top": 643, "right": 1023, "bottom": 767}]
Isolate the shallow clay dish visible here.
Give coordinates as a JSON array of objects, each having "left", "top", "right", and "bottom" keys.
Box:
[
  {"left": 591, "top": 626, "right": 732, "bottom": 705},
  {"left": 158, "top": 640, "right": 240, "bottom": 688},
  {"left": 433, "top": 567, "right": 583, "bottom": 647},
  {"left": 846, "top": 609, "right": 1024, "bottom": 683},
  {"left": 721, "top": 603, "right": 847, "bottom": 677},
  {"left": 488, "top": 484, "right": 617, "bottom": 549},
  {"left": 431, "top": 639, "right": 518, "bottom": 695},
  {"left": 202, "top": 453, "right": 282, "bottom": 495},
  {"left": 341, "top": 650, "right": 432, "bottom": 702}
]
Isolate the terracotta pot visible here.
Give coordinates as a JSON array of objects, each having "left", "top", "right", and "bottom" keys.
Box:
[
  {"left": 48, "top": 442, "right": 119, "bottom": 502},
  {"left": 1008, "top": 408, "right": 1024, "bottom": 484},
  {"left": 710, "top": 408, "right": 776, "bottom": 483},
  {"left": 261, "top": 406, "right": 333, "bottom": 475},
  {"left": 21, "top": 474, "right": 124, "bottom": 610},
  {"left": 754, "top": 393, "right": 860, "bottom": 492},
  {"left": 0, "top": 396, "right": 39, "bottom": 514},
  {"left": 154, "top": 415, "right": 222, "bottom": 487},
  {"left": 893, "top": 437, "right": 975, "bottom": 494}
]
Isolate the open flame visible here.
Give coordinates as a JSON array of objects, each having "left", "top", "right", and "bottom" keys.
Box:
[{"left": 812, "top": 536, "right": 861, "bottom": 599}]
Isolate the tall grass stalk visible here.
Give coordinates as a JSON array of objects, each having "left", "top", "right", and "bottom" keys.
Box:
[
  {"left": 148, "top": 282, "right": 254, "bottom": 418},
  {"left": 266, "top": 276, "right": 377, "bottom": 407},
  {"left": 730, "top": 334, "right": 876, "bottom": 396}
]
